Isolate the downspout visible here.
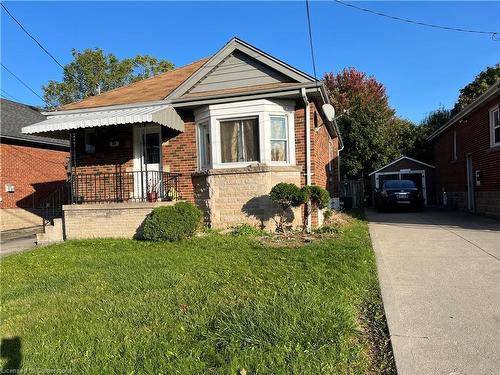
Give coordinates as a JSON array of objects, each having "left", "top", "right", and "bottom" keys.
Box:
[
  {"left": 334, "top": 118, "right": 344, "bottom": 200},
  {"left": 301, "top": 88, "right": 312, "bottom": 232}
]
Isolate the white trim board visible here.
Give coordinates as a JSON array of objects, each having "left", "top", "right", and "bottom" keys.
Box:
[
  {"left": 369, "top": 156, "right": 435, "bottom": 176},
  {"left": 166, "top": 38, "right": 315, "bottom": 100}
]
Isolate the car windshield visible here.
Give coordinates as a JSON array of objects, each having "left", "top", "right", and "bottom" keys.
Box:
[{"left": 383, "top": 180, "right": 416, "bottom": 189}]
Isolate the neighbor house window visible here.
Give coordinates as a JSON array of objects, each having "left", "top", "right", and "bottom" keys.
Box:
[
  {"left": 220, "top": 118, "right": 259, "bottom": 163},
  {"left": 453, "top": 130, "right": 457, "bottom": 160},
  {"left": 270, "top": 116, "right": 288, "bottom": 162},
  {"left": 490, "top": 106, "right": 500, "bottom": 147},
  {"left": 197, "top": 122, "right": 211, "bottom": 169},
  {"left": 84, "top": 129, "right": 96, "bottom": 154}
]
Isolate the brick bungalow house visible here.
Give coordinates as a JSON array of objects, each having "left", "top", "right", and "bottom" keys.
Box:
[
  {"left": 429, "top": 82, "right": 500, "bottom": 219},
  {"left": 1, "top": 99, "right": 69, "bottom": 231},
  {"left": 22, "top": 38, "right": 343, "bottom": 239}
]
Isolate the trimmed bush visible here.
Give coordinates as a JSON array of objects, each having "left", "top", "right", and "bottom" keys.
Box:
[
  {"left": 269, "top": 183, "right": 306, "bottom": 232},
  {"left": 142, "top": 202, "right": 202, "bottom": 241},
  {"left": 302, "top": 185, "right": 330, "bottom": 210}
]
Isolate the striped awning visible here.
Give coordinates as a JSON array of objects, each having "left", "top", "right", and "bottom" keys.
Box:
[{"left": 22, "top": 104, "right": 184, "bottom": 138}]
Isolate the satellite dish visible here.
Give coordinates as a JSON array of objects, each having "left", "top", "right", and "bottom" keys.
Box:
[{"left": 322, "top": 104, "right": 335, "bottom": 122}]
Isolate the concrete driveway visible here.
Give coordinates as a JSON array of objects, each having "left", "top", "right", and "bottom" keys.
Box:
[
  {"left": 367, "top": 209, "right": 500, "bottom": 375},
  {"left": 0, "top": 235, "right": 37, "bottom": 256}
]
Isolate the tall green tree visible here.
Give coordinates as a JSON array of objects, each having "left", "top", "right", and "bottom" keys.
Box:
[
  {"left": 43, "top": 48, "right": 174, "bottom": 108},
  {"left": 452, "top": 64, "right": 500, "bottom": 115},
  {"left": 324, "top": 68, "right": 396, "bottom": 179}
]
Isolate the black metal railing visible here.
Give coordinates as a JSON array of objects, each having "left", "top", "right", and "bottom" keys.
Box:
[
  {"left": 38, "top": 181, "right": 71, "bottom": 229},
  {"left": 69, "top": 171, "right": 181, "bottom": 204}
]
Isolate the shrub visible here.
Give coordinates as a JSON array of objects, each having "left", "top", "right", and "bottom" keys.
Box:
[
  {"left": 269, "top": 183, "right": 306, "bottom": 232},
  {"left": 302, "top": 185, "right": 331, "bottom": 231},
  {"left": 142, "top": 202, "right": 202, "bottom": 241},
  {"left": 323, "top": 208, "right": 333, "bottom": 222}
]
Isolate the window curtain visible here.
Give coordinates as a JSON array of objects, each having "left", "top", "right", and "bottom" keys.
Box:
[
  {"left": 221, "top": 121, "right": 238, "bottom": 162},
  {"left": 242, "top": 119, "right": 259, "bottom": 162}
]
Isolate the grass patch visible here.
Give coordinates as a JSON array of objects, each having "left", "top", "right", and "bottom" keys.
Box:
[{"left": 1, "top": 216, "right": 394, "bottom": 374}]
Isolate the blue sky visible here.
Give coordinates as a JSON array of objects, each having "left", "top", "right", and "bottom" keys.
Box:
[{"left": 1, "top": 1, "right": 498, "bottom": 123}]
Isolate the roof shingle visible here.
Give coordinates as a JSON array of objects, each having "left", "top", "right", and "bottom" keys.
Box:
[
  {"left": 60, "top": 58, "right": 210, "bottom": 111},
  {"left": 0, "top": 99, "right": 68, "bottom": 147}
]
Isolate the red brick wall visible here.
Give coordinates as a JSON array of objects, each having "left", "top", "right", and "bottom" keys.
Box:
[
  {"left": 294, "top": 101, "right": 340, "bottom": 195},
  {"left": 0, "top": 143, "right": 68, "bottom": 209},
  {"left": 68, "top": 102, "right": 340, "bottom": 212},
  {"left": 434, "top": 95, "right": 500, "bottom": 194},
  {"left": 162, "top": 113, "right": 197, "bottom": 203}
]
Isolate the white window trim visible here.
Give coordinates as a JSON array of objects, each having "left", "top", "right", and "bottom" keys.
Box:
[
  {"left": 453, "top": 130, "right": 457, "bottom": 161},
  {"left": 196, "top": 120, "right": 211, "bottom": 170},
  {"left": 489, "top": 105, "right": 500, "bottom": 148},
  {"left": 194, "top": 99, "right": 296, "bottom": 169},
  {"left": 269, "top": 114, "right": 290, "bottom": 164}
]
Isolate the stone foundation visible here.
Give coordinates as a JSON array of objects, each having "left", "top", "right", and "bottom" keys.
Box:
[
  {"left": 63, "top": 201, "right": 176, "bottom": 240},
  {"left": 193, "top": 164, "right": 303, "bottom": 230}
]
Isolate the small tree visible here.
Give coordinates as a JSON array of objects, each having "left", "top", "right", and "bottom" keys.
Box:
[
  {"left": 302, "top": 185, "right": 330, "bottom": 231},
  {"left": 269, "top": 183, "right": 305, "bottom": 232}
]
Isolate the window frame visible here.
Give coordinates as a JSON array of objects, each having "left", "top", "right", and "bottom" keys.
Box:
[
  {"left": 269, "top": 115, "right": 289, "bottom": 164},
  {"left": 453, "top": 130, "right": 457, "bottom": 161},
  {"left": 84, "top": 129, "right": 96, "bottom": 154},
  {"left": 194, "top": 99, "right": 296, "bottom": 169},
  {"left": 218, "top": 116, "right": 260, "bottom": 165},
  {"left": 489, "top": 105, "right": 500, "bottom": 148},
  {"left": 196, "top": 120, "right": 211, "bottom": 170}
]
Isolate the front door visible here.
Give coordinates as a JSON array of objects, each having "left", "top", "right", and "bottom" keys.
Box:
[
  {"left": 133, "top": 125, "right": 163, "bottom": 200},
  {"left": 466, "top": 154, "right": 475, "bottom": 212}
]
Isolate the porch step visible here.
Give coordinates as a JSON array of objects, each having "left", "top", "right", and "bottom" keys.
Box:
[{"left": 37, "top": 218, "right": 64, "bottom": 245}]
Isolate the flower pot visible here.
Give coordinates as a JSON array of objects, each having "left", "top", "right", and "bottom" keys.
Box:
[{"left": 147, "top": 192, "right": 158, "bottom": 202}]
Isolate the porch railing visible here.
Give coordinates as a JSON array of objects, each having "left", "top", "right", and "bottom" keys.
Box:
[{"left": 69, "top": 171, "right": 181, "bottom": 204}]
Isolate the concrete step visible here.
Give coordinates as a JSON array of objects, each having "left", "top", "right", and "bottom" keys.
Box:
[{"left": 36, "top": 218, "right": 64, "bottom": 245}]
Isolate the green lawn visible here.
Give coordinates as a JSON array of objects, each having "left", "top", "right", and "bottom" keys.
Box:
[{"left": 1, "top": 217, "right": 394, "bottom": 374}]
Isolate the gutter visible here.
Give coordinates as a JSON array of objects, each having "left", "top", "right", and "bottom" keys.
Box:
[
  {"left": 301, "top": 88, "right": 312, "bottom": 232},
  {"left": 0, "top": 135, "right": 69, "bottom": 149}
]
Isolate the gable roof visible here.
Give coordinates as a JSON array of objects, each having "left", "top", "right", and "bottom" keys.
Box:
[
  {"left": 167, "top": 37, "right": 315, "bottom": 99},
  {"left": 57, "top": 37, "right": 317, "bottom": 111},
  {"left": 369, "top": 156, "right": 435, "bottom": 176},
  {"left": 0, "top": 99, "right": 68, "bottom": 148},
  {"left": 428, "top": 81, "right": 500, "bottom": 141},
  {"left": 60, "top": 58, "right": 210, "bottom": 111}
]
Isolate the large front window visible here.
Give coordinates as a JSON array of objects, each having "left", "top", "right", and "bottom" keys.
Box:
[{"left": 220, "top": 118, "right": 259, "bottom": 163}]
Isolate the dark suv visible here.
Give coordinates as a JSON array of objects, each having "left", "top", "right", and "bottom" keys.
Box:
[{"left": 375, "top": 179, "right": 424, "bottom": 212}]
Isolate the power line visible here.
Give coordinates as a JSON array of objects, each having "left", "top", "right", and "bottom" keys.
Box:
[
  {"left": 305, "top": 0, "right": 318, "bottom": 81},
  {"left": 333, "top": 0, "right": 499, "bottom": 40},
  {"left": 1, "top": 63, "right": 49, "bottom": 105},
  {"left": 1, "top": 3, "right": 66, "bottom": 69},
  {"left": 1, "top": 88, "right": 20, "bottom": 102}
]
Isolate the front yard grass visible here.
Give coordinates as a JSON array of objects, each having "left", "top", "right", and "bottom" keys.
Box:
[{"left": 1, "top": 216, "right": 394, "bottom": 374}]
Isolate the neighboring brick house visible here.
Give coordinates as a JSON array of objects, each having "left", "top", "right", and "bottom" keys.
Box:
[
  {"left": 0, "top": 99, "right": 69, "bottom": 231},
  {"left": 23, "top": 38, "right": 343, "bottom": 239},
  {"left": 429, "top": 82, "right": 500, "bottom": 219}
]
